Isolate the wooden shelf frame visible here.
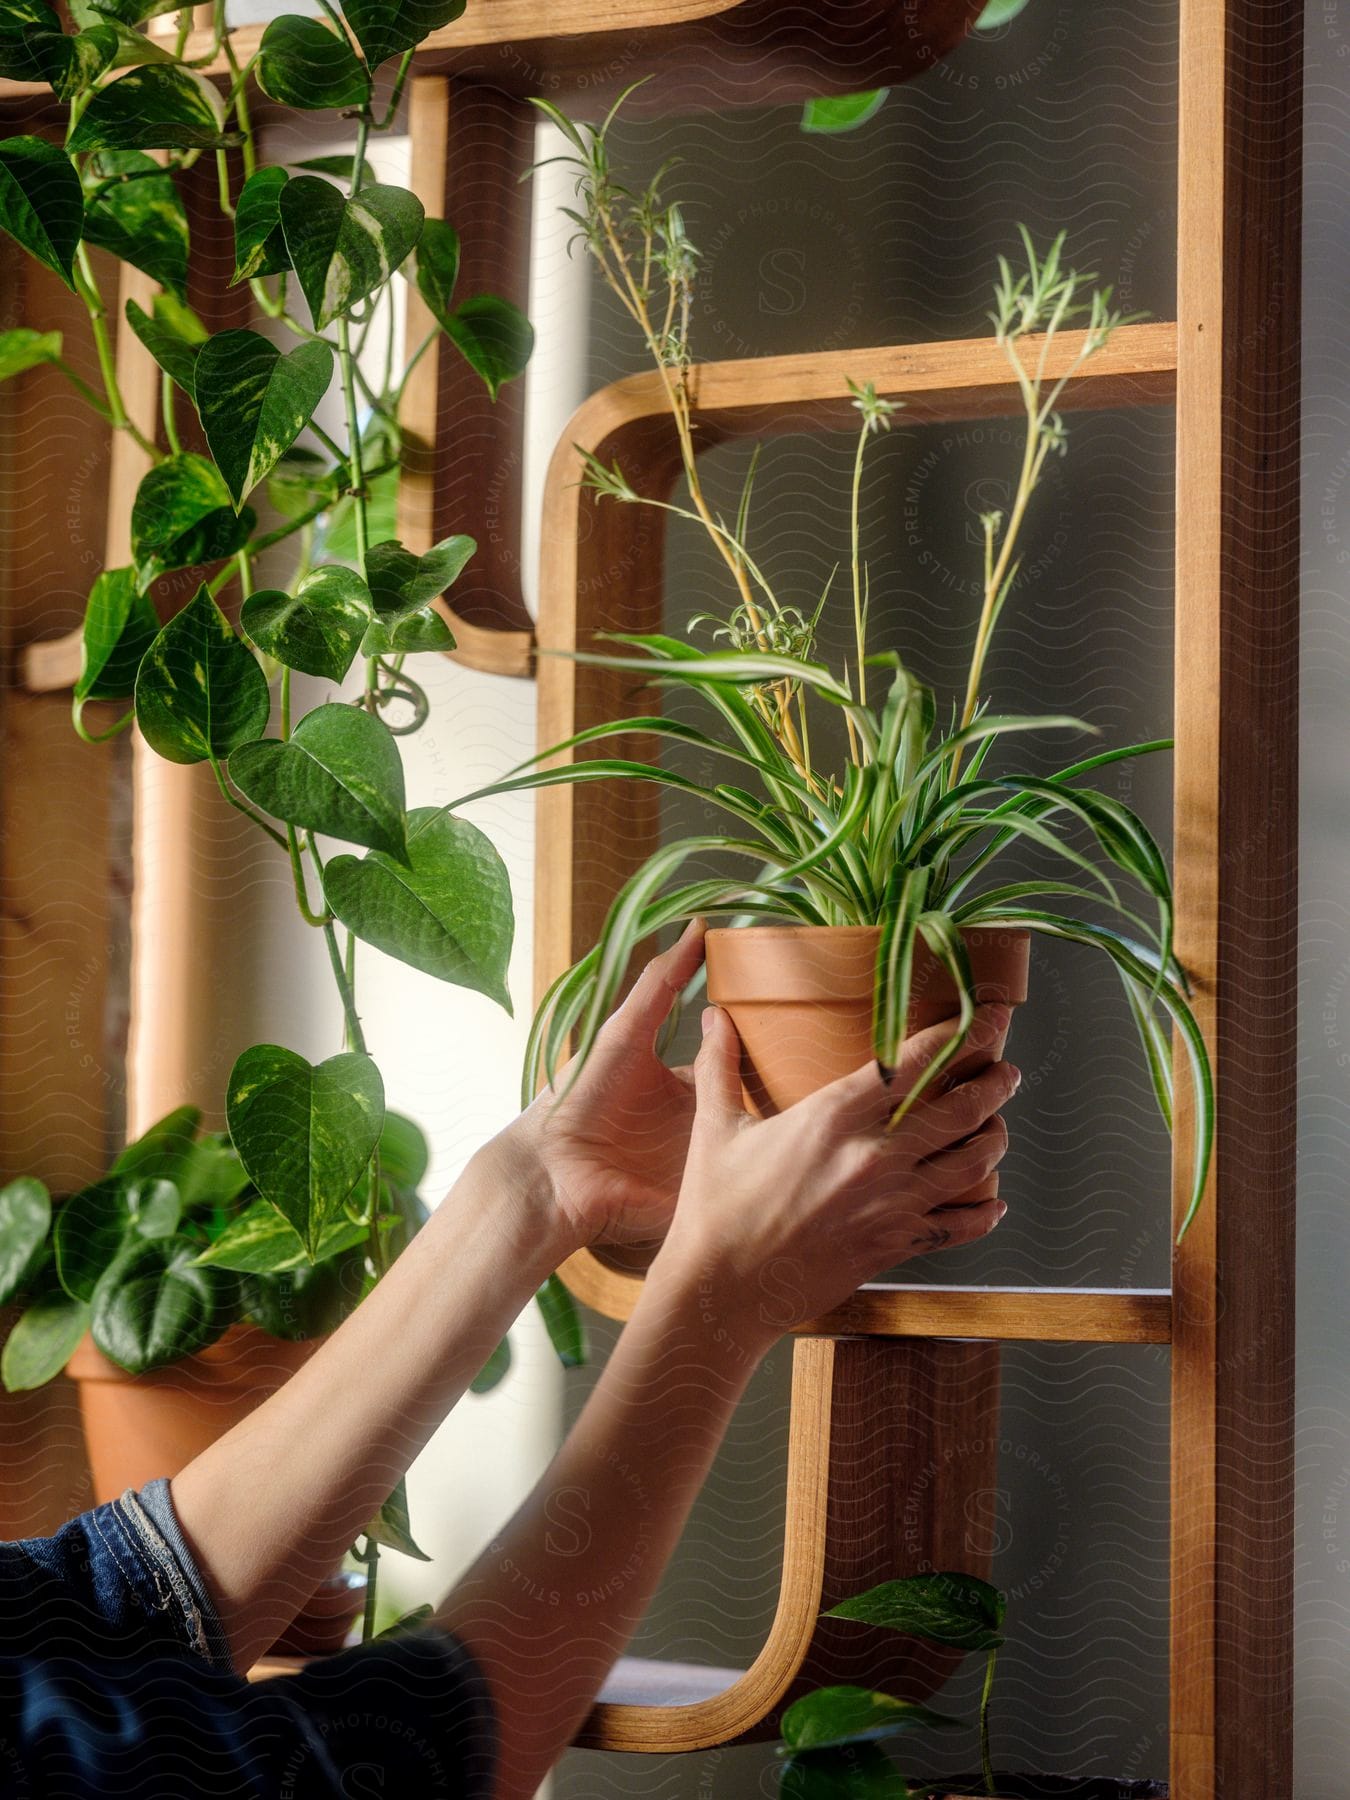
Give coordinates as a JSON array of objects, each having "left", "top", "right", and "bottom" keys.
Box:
[
  {"left": 528, "top": 4, "right": 1299, "bottom": 1782},
  {"left": 563, "top": 1253, "right": 1174, "bottom": 1346},
  {"left": 0, "top": 1, "right": 984, "bottom": 112}
]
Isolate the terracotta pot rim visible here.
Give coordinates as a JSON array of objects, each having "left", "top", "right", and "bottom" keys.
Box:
[
  {"left": 65, "top": 1323, "right": 318, "bottom": 1388},
  {"left": 705, "top": 922, "right": 1031, "bottom": 1008},
  {"left": 703, "top": 923, "right": 1030, "bottom": 943}
]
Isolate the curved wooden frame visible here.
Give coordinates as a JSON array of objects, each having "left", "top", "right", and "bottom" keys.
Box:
[
  {"left": 535, "top": 321, "right": 1180, "bottom": 1340},
  {"left": 579, "top": 1334, "right": 1003, "bottom": 1751}
]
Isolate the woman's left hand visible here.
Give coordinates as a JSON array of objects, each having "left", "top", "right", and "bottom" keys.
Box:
[{"left": 496, "top": 919, "right": 708, "bottom": 1248}]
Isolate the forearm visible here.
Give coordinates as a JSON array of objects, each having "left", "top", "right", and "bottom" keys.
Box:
[
  {"left": 171, "top": 1139, "right": 571, "bottom": 1671},
  {"left": 434, "top": 1251, "right": 770, "bottom": 1800}
]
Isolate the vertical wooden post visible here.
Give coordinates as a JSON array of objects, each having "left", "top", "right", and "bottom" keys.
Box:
[
  {"left": 105, "top": 266, "right": 179, "bottom": 1139},
  {"left": 1171, "top": 2, "right": 1300, "bottom": 1794},
  {"left": 399, "top": 75, "right": 452, "bottom": 564}
]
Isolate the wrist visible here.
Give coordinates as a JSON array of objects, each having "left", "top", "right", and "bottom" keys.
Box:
[
  {"left": 459, "top": 1125, "right": 584, "bottom": 1275},
  {"left": 643, "top": 1231, "right": 782, "bottom": 1369}
]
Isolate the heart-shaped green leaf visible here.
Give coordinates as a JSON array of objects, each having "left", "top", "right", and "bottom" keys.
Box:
[
  {"left": 52, "top": 1180, "right": 130, "bottom": 1302},
  {"left": 77, "top": 0, "right": 184, "bottom": 26},
  {"left": 257, "top": 14, "right": 369, "bottom": 109},
  {"left": 0, "top": 136, "right": 82, "bottom": 290},
  {"left": 243, "top": 1257, "right": 356, "bottom": 1340},
  {"left": 242, "top": 566, "right": 372, "bottom": 683},
  {"left": 81, "top": 150, "right": 189, "bottom": 295},
  {"left": 177, "top": 1132, "right": 252, "bottom": 1212},
  {"left": 123, "top": 1178, "right": 181, "bottom": 1239},
  {"left": 136, "top": 584, "right": 271, "bottom": 765},
  {"left": 126, "top": 292, "right": 207, "bottom": 398},
  {"left": 413, "top": 217, "right": 531, "bottom": 395},
  {"left": 291, "top": 153, "right": 374, "bottom": 188},
  {"left": 363, "top": 1474, "right": 430, "bottom": 1559},
  {"left": 1, "top": 1292, "right": 90, "bottom": 1393},
  {"left": 195, "top": 329, "right": 334, "bottom": 507},
  {"left": 470, "top": 1336, "right": 511, "bottom": 1394},
  {"left": 378, "top": 1111, "right": 428, "bottom": 1188},
  {"left": 445, "top": 295, "right": 533, "bottom": 400},
  {"left": 0, "top": 3, "right": 57, "bottom": 82},
  {"left": 413, "top": 216, "right": 459, "bottom": 320},
  {"left": 324, "top": 805, "right": 513, "bottom": 1008},
  {"left": 536, "top": 1273, "right": 585, "bottom": 1369},
  {"left": 0, "top": 327, "right": 62, "bottom": 383},
  {"left": 130, "top": 453, "right": 254, "bottom": 586},
  {"left": 279, "top": 175, "right": 423, "bottom": 329},
  {"left": 68, "top": 64, "right": 232, "bottom": 152},
  {"left": 229, "top": 702, "right": 408, "bottom": 860},
  {"left": 5, "top": 18, "right": 117, "bottom": 98},
  {"left": 0, "top": 1178, "right": 51, "bottom": 1307},
  {"left": 194, "top": 1196, "right": 371, "bottom": 1273},
  {"left": 73, "top": 568, "right": 159, "bottom": 719},
  {"left": 777, "top": 1743, "right": 910, "bottom": 1800},
  {"left": 91, "top": 1235, "right": 236, "bottom": 1373},
  {"left": 780, "top": 1686, "right": 960, "bottom": 1755},
  {"left": 266, "top": 447, "right": 342, "bottom": 522},
  {"left": 0, "top": 3, "right": 115, "bottom": 94},
  {"left": 232, "top": 165, "right": 290, "bottom": 284},
  {"left": 360, "top": 604, "right": 454, "bottom": 657},
  {"left": 824, "top": 1572, "right": 1006, "bottom": 1652},
  {"left": 51, "top": 1176, "right": 172, "bottom": 1302},
  {"left": 227, "top": 1044, "right": 384, "bottom": 1252},
  {"left": 975, "top": 0, "right": 1032, "bottom": 25},
  {"left": 111, "top": 1103, "right": 203, "bottom": 1185},
  {"left": 82, "top": 7, "right": 177, "bottom": 68},
  {"left": 364, "top": 534, "right": 475, "bottom": 626},
  {"left": 340, "top": 0, "right": 464, "bottom": 68},
  {"left": 800, "top": 90, "right": 890, "bottom": 135}
]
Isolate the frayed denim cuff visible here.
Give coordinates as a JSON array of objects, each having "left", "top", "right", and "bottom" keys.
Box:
[{"left": 112, "top": 1478, "right": 233, "bottom": 1672}]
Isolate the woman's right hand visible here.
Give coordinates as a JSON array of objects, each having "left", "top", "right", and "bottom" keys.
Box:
[{"left": 653, "top": 1001, "right": 1018, "bottom": 1351}]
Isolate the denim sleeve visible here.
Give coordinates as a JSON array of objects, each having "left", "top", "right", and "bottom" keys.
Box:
[
  {"left": 14, "top": 1484, "right": 229, "bottom": 1667},
  {"left": 2, "top": 1498, "right": 497, "bottom": 1799}
]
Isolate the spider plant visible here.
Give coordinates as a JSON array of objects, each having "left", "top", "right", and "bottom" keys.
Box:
[{"left": 455, "top": 94, "right": 1213, "bottom": 1238}]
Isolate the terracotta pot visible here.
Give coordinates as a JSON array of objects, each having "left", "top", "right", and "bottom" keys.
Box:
[
  {"left": 67, "top": 1324, "right": 319, "bottom": 1495},
  {"left": 704, "top": 923, "right": 1030, "bottom": 1200},
  {"left": 66, "top": 1325, "right": 364, "bottom": 1655}
]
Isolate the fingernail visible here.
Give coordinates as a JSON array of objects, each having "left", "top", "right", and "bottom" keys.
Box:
[
  {"left": 997, "top": 1200, "right": 1008, "bottom": 1220},
  {"left": 701, "top": 1006, "right": 716, "bottom": 1037},
  {"left": 1010, "top": 1065, "right": 1023, "bottom": 1091}
]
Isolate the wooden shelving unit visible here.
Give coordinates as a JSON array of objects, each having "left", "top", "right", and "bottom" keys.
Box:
[{"left": 6, "top": 2, "right": 1299, "bottom": 1793}]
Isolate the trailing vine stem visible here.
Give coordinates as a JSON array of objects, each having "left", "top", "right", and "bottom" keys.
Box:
[{"left": 72, "top": 246, "right": 156, "bottom": 458}]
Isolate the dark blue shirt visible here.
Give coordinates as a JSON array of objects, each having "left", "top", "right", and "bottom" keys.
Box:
[{"left": 1, "top": 1485, "right": 496, "bottom": 1798}]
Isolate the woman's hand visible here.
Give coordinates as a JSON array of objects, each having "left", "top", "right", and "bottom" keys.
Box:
[
  {"left": 652, "top": 1000, "right": 1017, "bottom": 1351},
  {"left": 494, "top": 918, "right": 709, "bottom": 1249}
]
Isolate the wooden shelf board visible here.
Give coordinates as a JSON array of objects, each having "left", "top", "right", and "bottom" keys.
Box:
[
  {"left": 0, "top": 0, "right": 983, "bottom": 109},
  {"left": 561, "top": 1253, "right": 1173, "bottom": 1344},
  {"left": 556, "top": 321, "right": 1177, "bottom": 469},
  {"left": 598, "top": 1656, "right": 746, "bottom": 1708},
  {"left": 20, "top": 321, "right": 1174, "bottom": 697}
]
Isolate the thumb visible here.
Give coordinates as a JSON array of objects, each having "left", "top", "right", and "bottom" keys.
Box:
[{"left": 693, "top": 1005, "right": 745, "bottom": 1123}]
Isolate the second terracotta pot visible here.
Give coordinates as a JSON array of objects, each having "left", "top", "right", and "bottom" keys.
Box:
[{"left": 704, "top": 924, "right": 1029, "bottom": 1200}]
